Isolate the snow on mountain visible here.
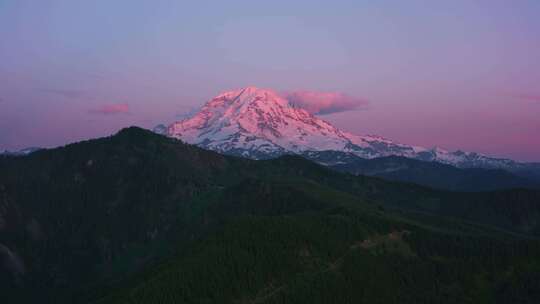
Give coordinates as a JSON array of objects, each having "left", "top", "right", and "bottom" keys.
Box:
[
  {"left": 165, "top": 86, "right": 529, "bottom": 170},
  {"left": 168, "top": 86, "right": 352, "bottom": 158}
]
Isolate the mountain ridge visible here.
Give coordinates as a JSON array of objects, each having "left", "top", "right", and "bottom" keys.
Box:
[
  {"left": 165, "top": 86, "right": 536, "bottom": 171},
  {"left": 2, "top": 126, "right": 540, "bottom": 303},
  {"left": 326, "top": 154, "right": 539, "bottom": 191}
]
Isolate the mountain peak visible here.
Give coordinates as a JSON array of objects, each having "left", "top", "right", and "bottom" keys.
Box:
[
  {"left": 229, "top": 86, "right": 275, "bottom": 95},
  {"left": 211, "top": 86, "right": 288, "bottom": 109},
  {"left": 164, "top": 87, "right": 525, "bottom": 170},
  {"left": 167, "top": 86, "right": 353, "bottom": 157},
  {"left": 166, "top": 87, "right": 423, "bottom": 159},
  {"left": 241, "top": 85, "right": 272, "bottom": 94}
]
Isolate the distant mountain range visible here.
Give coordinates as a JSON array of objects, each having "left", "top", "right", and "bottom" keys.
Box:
[
  {"left": 3, "top": 86, "right": 538, "bottom": 192},
  {"left": 321, "top": 153, "right": 538, "bottom": 191},
  {"left": 158, "top": 86, "right": 540, "bottom": 190},
  {"left": 164, "top": 87, "right": 537, "bottom": 170}
]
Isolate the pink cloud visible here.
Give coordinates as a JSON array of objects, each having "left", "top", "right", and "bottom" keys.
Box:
[
  {"left": 283, "top": 91, "right": 369, "bottom": 115},
  {"left": 89, "top": 103, "right": 130, "bottom": 115}
]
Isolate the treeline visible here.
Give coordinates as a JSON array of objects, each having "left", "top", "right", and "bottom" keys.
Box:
[
  {"left": 2, "top": 127, "right": 540, "bottom": 304},
  {"left": 95, "top": 211, "right": 540, "bottom": 304}
]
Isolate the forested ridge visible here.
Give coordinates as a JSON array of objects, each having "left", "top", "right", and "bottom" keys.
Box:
[{"left": 1, "top": 127, "right": 539, "bottom": 303}]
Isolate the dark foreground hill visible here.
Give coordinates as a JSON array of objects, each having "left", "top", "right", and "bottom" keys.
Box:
[{"left": 1, "top": 127, "right": 540, "bottom": 303}]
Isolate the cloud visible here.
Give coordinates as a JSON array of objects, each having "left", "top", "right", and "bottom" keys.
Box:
[
  {"left": 283, "top": 91, "right": 369, "bottom": 115},
  {"left": 88, "top": 103, "right": 130, "bottom": 115},
  {"left": 38, "top": 88, "right": 86, "bottom": 99}
]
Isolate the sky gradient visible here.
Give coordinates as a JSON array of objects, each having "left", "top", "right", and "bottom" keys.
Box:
[{"left": 1, "top": 0, "right": 539, "bottom": 161}]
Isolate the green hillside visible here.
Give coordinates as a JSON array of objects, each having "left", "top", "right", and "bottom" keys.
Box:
[
  {"left": 93, "top": 182, "right": 540, "bottom": 304},
  {"left": 1, "top": 127, "right": 539, "bottom": 303}
]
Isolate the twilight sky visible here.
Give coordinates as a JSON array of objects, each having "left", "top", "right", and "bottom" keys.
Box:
[{"left": 1, "top": 0, "right": 539, "bottom": 161}]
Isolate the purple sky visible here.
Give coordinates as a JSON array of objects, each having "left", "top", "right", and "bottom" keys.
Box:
[{"left": 1, "top": 0, "right": 539, "bottom": 161}]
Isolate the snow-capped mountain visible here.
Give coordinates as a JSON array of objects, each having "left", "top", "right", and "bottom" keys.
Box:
[{"left": 165, "top": 86, "right": 532, "bottom": 170}]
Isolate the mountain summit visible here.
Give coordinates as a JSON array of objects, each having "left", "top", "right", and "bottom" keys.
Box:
[
  {"left": 167, "top": 86, "right": 419, "bottom": 159},
  {"left": 170, "top": 87, "right": 350, "bottom": 157},
  {"left": 166, "top": 87, "right": 527, "bottom": 169}
]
